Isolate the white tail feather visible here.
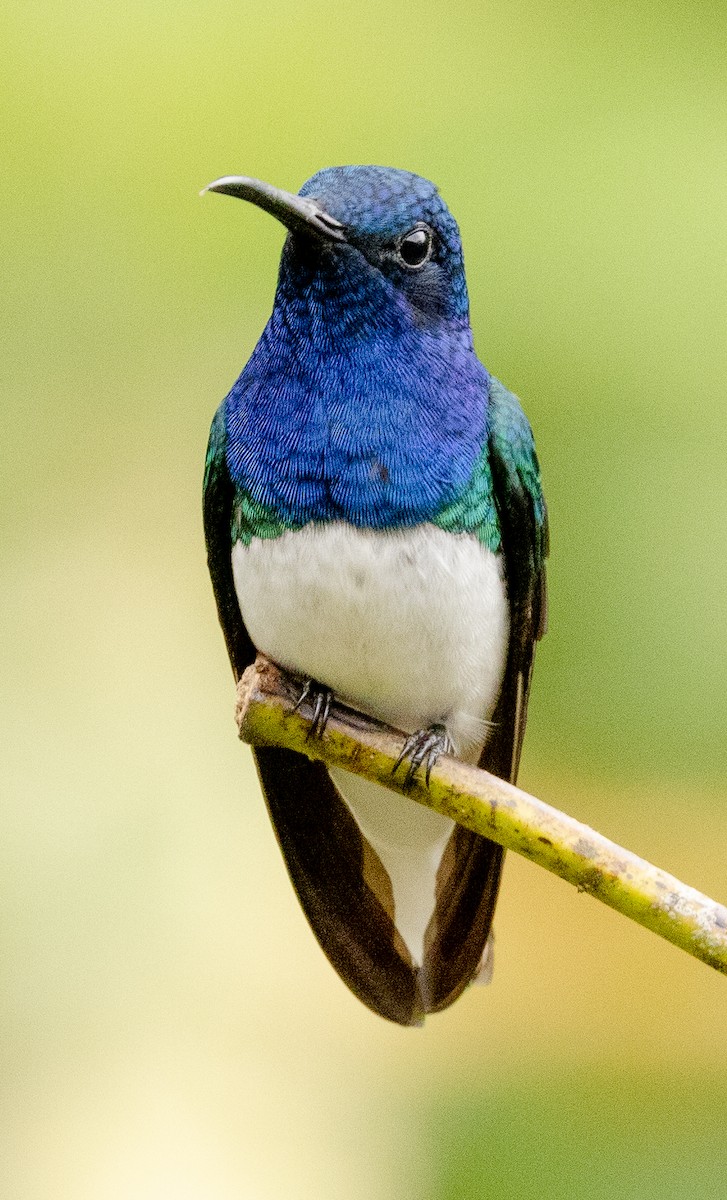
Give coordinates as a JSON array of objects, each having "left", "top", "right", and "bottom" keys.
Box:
[{"left": 329, "top": 767, "right": 454, "bottom": 966}]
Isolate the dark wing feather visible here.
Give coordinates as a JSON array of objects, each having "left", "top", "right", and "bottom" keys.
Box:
[
  {"left": 483, "top": 376, "right": 548, "bottom": 783},
  {"left": 254, "top": 747, "right": 422, "bottom": 1025},
  {"left": 419, "top": 377, "right": 547, "bottom": 1008},
  {"left": 204, "top": 406, "right": 255, "bottom": 680},
  {"left": 421, "top": 826, "right": 504, "bottom": 1012},
  {"left": 203, "top": 404, "right": 424, "bottom": 1025}
]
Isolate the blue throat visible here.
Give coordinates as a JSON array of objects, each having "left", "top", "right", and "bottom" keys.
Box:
[{"left": 224, "top": 236, "right": 490, "bottom": 529}]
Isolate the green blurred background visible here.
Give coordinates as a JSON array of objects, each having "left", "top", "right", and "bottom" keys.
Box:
[{"left": 3, "top": 0, "right": 727, "bottom": 1196}]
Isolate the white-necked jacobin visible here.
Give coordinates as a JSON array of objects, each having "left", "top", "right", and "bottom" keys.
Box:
[{"left": 202, "top": 166, "right": 548, "bottom": 1026}]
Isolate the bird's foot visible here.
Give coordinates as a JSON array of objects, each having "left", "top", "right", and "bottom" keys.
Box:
[
  {"left": 393, "top": 723, "right": 453, "bottom": 791},
  {"left": 293, "top": 678, "right": 334, "bottom": 740}
]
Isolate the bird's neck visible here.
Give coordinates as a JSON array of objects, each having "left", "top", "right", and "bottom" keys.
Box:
[{"left": 225, "top": 263, "right": 490, "bottom": 530}]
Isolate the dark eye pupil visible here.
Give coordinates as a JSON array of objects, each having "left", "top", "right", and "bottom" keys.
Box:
[{"left": 399, "top": 228, "right": 431, "bottom": 267}]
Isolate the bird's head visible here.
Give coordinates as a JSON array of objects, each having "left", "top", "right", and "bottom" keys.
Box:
[{"left": 202, "top": 165, "right": 471, "bottom": 339}]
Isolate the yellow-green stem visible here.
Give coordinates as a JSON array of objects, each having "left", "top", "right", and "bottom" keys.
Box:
[{"left": 236, "top": 656, "right": 727, "bottom": 976}]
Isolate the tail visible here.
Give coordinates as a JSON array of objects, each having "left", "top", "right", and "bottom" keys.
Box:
[{"left": 254, "top": 746, "right": 503, "bottom": 1026}]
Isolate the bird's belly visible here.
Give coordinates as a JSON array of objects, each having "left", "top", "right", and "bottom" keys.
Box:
[{"left": 232, "top": 522, "right": 509, "bottom": 757}]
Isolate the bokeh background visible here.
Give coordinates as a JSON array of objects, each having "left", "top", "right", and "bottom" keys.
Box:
[{"left": 4, "top": 1, "right": 727, "bottom": 1196}]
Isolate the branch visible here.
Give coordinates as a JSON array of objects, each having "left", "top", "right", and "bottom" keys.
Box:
[{"left": 236, "top": 655, "right": 727, "bottom": 976}]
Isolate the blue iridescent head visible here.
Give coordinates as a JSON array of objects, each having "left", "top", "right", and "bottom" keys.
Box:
[
  {"left": 203, "top": 166, "right": 471, "bottom": 335},
  {"left": 204, "top": 166, "right": 490, "bottom": 528}
]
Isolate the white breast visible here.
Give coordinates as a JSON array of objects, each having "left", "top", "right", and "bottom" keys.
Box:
[
  {"left": 232, "top": 522, "right": 509, "bottom": 966},
  {"left": 232, "top": 522, "right": 508, "bottom": 755}
]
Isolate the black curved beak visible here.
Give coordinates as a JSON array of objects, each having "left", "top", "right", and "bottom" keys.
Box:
[{"left": 201, "top": 175, "right": 346, "bottom": 243}]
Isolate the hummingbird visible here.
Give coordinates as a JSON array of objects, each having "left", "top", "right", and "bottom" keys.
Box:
[{"left": 202, "top": 166, "right": 547, "bottom": 1026}]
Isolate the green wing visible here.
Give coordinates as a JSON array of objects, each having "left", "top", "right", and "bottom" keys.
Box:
[
  {"left": 203, "top": 404, "right": 256, "bottom": 679},
  {"left": 483, "top": 376, "right": 548, "bottom": 782}
]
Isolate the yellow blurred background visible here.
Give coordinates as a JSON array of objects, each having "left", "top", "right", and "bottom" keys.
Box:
[{"left": 3, "top": 1, "right": 727, "bottom": 1196}]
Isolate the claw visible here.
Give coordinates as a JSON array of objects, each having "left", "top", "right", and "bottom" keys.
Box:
[
  {"left": 293, "top": 678, "right": 313, "bottom": 713},
  {"left": 293, "top": 678, "right": 334, "bottom": 740},
  {"left": 310, "top": 686, "right": 332, "bottom": 739},
  {"left": 393, "top": 723, "right": 453, "bottom": 791}
]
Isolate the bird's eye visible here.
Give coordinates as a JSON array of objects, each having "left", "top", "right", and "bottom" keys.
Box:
[{"left": 397, "top": 225, "right": 433, "bottom": 269}]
